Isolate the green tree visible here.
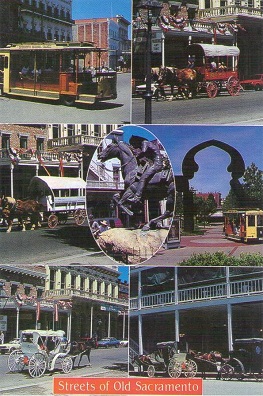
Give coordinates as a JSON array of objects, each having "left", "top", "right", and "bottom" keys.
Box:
[{"left": 242, "top": 163, "right": 263, "bottom": 209}]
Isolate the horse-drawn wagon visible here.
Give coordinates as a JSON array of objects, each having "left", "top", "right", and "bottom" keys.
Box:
[
  {"left": 28, "top": 176, "right": 86, "bottom": 228},
  {"left": 187, "top": 43, "right": 241, "bottom": 98},
  {"left": 131, "top": 341, "right": 197, "bottom": 378},
  {"left": 8, "top": 330, "right": 73, "bottom": 377}
]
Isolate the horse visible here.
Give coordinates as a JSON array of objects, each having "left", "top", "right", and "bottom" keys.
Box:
[
  {"left": 70, "top": 340, "right": 92, "bottom": 367},
  {"left": 158, "top": 66, "right": 197, "bottom": 99},
  {"left": 97, "top": 138, "right": 175, "bottom": 230},
  {"left": 1, "top": 196, "right": 42, "bottom": 233}
]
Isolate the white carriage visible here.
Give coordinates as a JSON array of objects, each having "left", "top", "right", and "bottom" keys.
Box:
[
  {"left": 28, "top": 176, "right": 86, "bottom": 228},
  {"left": 8, "top": 330, "right": 73, "bottom": 378}
]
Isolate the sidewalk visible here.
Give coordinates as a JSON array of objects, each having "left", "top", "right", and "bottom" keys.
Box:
[{"left": 147, "top": 224, "right": 263, "bottom": 265}]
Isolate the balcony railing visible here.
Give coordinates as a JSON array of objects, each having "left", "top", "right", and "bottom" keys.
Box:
[
  {"left": 45, "top": 288, "right": 128, "bottom": 306},
  {"left": 198, "top": 5, "right": 263, "bottom": 19},
  {"left": 130, "top": 277, "right": 263, "bottom": 310},
  {"left": 0, "top": 149, "right": 80, "bottom": 164},
  {"left": 47, "top": 135, "right": 104, "bottom": 149}
]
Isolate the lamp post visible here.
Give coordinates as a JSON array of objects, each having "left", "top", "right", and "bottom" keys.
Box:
[{"left": 136, "top": 0, "right": 163, "bottom": 124}]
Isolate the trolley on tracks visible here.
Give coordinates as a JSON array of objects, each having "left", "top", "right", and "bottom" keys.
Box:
[
  {"left": 8, "top": 330, "right": 73, "bottom": 378},
  {"left": 132, "top": 341, "right": 197, "bottom": 378},
  {"left": 224, "top": 209, "right": 263, "bottom": 243},
  {"left": 0, "top": 42, "right": 117, "bottom": 106},
  {"left": 28, "top": 176, "right": 86, "bottom": 228},
  {"left": 187, "top": 43, "right": 241, "bottom": 98}
]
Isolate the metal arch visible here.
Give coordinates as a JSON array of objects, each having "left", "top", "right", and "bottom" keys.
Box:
[{"left": 182, "top": 139, "right": 245, "bottom": 181}]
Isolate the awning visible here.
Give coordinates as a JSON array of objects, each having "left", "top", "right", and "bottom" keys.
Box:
[{"left": 29, "top": 176, "right": 86, "bottom": 192}]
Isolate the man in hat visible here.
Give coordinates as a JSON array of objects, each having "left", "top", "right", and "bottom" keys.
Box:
[{"left": 99, "top": 220, "right": 110, "bottom": 234}]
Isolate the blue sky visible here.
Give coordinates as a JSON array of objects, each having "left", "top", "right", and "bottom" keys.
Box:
[
  {"left": 133, "top": 125, "right": 263, "bottom": 198},
  {"left": 118, "top": 266, "right": 129, "bottom": 282},
  {"left": 72, "top": 0, "right": 131, "bottom": 30}
]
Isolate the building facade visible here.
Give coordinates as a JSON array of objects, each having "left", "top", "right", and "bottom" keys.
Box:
[
  {"left": 0, "top": 124, "right": 119, "bottom": 199},
  {"left": 73, "top": 16, "right": 131, "bottom": 71},
  {"left": 0, "top": 264, "right": 128, "bottom": 342},
  {"left": 130, "top": 266, "right": 263, "bottom": 357},
  {"left": 0, "top": 0, "right": 72, "bottom": 48}
]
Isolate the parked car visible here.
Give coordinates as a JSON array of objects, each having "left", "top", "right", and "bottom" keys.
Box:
[
  {"left": 97, "top": 337, "right": 120, "bottom": 348},
  {"left": 93, "top": 217, "right": 123, "bottom": 228},
  {"left": 120, "top": 339, "right": 129, "bottom": 347},
  {"left": 240, "top": 74, "right": 263, "bottom": 91},
  {"left": 0, "top": 338, "right": 20, "bottom": 354}
]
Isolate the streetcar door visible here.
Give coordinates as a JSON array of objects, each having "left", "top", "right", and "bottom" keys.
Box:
[
  {"left": 246, "top": 214, "right": 257, "bottom": 240},
  {"left": 257, "top": 214, "right": 263, "bottom": 240}
]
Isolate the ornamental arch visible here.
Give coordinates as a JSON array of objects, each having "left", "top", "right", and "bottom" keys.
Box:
[{"left": 176, "top": 140, "right": 246, "bottom": 232}]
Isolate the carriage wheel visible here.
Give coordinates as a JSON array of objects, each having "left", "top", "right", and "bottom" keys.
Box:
[
  {"left": 74, "top": 209, "right": 86, "bottom": 226},
  {"left": 168, "top": 360, "right": 182, "bottom": 378},
  {"left": 206, "top": 82, "right": 218, "bottom": 98},
  {"left": 227, "top": 76, "right": 241, "bottom": 96},
  {"left": 231, "top": 358, "right": 245, "bottom": 380},
  {"left": 184, "top": 359, "right": 198, "bottom": 378},
  {"left": 221, "top": 363, "right": 234, "bottom": 380},
  {"left": 146, "top": 365, "right": 156, "bottom": 378},
  {"left": 48, "top": 214, "right": 59, "bottom": 228},
  {"left": 28, "top": 353, "right": 47, "bottom": 377},
  {"left": 8, "top": 350, "right": 25, "bottom": 372},
  {"left": 62, "top": 356, "right": 73, "bottom": 374}
]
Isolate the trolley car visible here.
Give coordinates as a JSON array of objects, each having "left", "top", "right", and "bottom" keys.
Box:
[
  {"left": 8, "top": 330, "right": 72, "bottom": 378},
  {"left": 224, "top": 209, "right": 263, "bottom": 242},
  {"left": 0, "top": 42, "right": 117, "bottom": 106},
  {"left": 187, "top": 43, "right": 241, "bottom": 98},
  {"left": 28, "top": 176, "right": 86, "bottom": 228}
]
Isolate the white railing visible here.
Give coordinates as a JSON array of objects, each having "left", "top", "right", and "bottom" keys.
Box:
[
  {"left": 47, "top": 135, "right": 103, "bottom": 149},
  {"left": 45, "top": 288, "right": 128, "bottom": 306},
  {"left": 198, "top": 6, "right": 263, "bottom": 19},
  {"left": 87, "top": 180, "right": 124, "bottom": 190},
  {"left": 130, "top": 277, "right": 263, "bottom": 310}
]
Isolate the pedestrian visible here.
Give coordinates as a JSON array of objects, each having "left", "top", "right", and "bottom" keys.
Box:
[
  {"left": 98, "top": 220, "right": 110, "bottom": 234},
  {"left": 88, "top": 214, "right": 100, "bottom": 236},
  {"left": 0, "top": 331, "right": 5, "bottom": 344}
]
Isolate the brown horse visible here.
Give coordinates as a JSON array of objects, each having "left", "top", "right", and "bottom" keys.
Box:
[
  {"left": 1, "top": 196, "right": 42, "bottom": 233},
  {"left": 70, "top": 341, "right": 92, "bottom": 367},
  {"left": 158, "top": 66, "right": 197, "bottom": 98}
]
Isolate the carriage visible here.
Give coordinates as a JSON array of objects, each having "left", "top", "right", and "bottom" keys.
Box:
[
  {"left": 7, "top": 330, "right": 73, "bottom": 378},
  {"left": 132, "top": 341, "right": 197, "bottom": 378},
  {"left": 187, "top": 43, "right": 241, "bottom": 98},
  {"left": 28, "top": 176, "right": 86, "bottom": 228}
]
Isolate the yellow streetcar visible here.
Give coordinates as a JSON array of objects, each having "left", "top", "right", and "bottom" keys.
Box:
[{"left": 224, "top": 209, "right": 263, "bottom": 242}]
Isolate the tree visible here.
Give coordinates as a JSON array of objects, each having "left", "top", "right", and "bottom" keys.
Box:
[{"left": 242, "top": 163, "right": 263, "bottom": 209}]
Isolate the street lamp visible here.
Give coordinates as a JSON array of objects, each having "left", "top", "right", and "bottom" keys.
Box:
[{"left": 136, "top": 0, "right": 163, "bottom": 124}]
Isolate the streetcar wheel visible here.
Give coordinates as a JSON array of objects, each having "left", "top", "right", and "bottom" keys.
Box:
[
  {"left": 74, "top": 209, "right": 86, "bottom": 225},
  {"left": 184, "top": 359, "right": 198, "bottom": 378},
  {"left": 231, "top": 358, "right": 245, "bottom": 380},
  {"left": 206, "top": 82, "right": 218, "bottom": 98},
  {"left": 62, "top": 96, "right": 75, "bottom": 106},
  {"left": 147, "top": 365, "right": 155, "bottom": 378},
  {"left": 227, "top": 76, "right": 241, "bottom": 96},
  {"left": 221, "top": 363, "right": 234, "bottom": 380},
  {"left": 28, "top": 353, "right": 47, "bottom": 377},
  {"left": 168, "top": 360, "right": 182, "bottom": 378},
  {"left": 62, "top": 356, "right": 73, "bottom": 373},
  {"left": 48, "top": 214, "right": 59, "bottom": 228},
  {"left": 8, "top": 350, "right": 25, "bottom": 372}
]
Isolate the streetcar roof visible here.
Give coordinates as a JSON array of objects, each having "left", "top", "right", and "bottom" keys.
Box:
[
  {"left": 29, "top": 176, "right": 86, "bottom": 191},
  {"left": 188, "top": 43, "right": 240, "bottom": 57},
  {"left": 224, "top": 209, "right": 263, "bottom": 215},
  {"left": 0, "top": 41, "right": 107, "bottom": 52}
]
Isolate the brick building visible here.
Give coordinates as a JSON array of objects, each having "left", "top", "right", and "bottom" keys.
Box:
[
  {"left": 196, "top": 191, "right": 222, "bottom": 207},
  {"left": 73, "top": 16, "right": 131, "bottom": 71}
]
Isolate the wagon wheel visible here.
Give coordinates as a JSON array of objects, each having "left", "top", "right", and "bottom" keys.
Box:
[
  {"left": 74, "top": 209, "right": 86, "bottom": 225},
  {"left": 227, "top": 76, "right": 241, "bottom": 96},
  {"left": 28, "top": 353, "right": 47, "bottom": 377},
  {"left": 8, "top": 350, "right": 25, "bottom": 372},
  {"left": 168, "top": 360, "right": 182, "bottom": 378},
  {"left": 231, "top": 358, "right": 245, "bottom": 380},
  {"left": 48, "top": 214, "right": 59, "bottom": 228},
  {"left": 184, "top": 359, "right": 198, "bottom": 378},
  {"left": 206, "top": 81, "right": 218, "bottom": 98},
  {"left": 147, "top": 364, "right": 156, "bottom": 378},
  {"left": 221, "top": 363, "right": 234, "bottom": 380},
  {"left": 61, "top": 356, "right": 73, "bottom": 373}
]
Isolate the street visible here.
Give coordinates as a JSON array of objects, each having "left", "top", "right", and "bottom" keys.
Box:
[
  {"left": 0, "top": 346, "right": 128, "bottom": 395},
  {"left": 0, "top": 73, "right": 131, "bottom": 124},
  {"left": 132, "top": 90, "right": 263, "bottom": 125},
  {"left": 0, "top": 221, "right": 113, "bottom": 265}
]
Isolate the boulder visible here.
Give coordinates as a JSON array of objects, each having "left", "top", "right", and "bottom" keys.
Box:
[{"left": 97, "top": 228, "right": 168, "bottom": 264}]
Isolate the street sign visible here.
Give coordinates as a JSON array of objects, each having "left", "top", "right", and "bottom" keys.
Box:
[{"left": 101, "top": 305, "right": 121, "bottom": 313}]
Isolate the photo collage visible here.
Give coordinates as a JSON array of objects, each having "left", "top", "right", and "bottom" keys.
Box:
[{"left": 0, "top": 1, "right": 262, "bottom": 395}]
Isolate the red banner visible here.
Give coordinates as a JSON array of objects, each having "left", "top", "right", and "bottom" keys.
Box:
[
  {"left": 54, "top": 303, "right": 59, "bottom": 322},
  {"left": 36, "top": 301, "right": 40, "bottom": 321}
]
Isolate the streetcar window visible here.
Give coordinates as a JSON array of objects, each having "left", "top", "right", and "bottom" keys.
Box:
[
  {"left": 247, "top": 215, "right": 255, "bottom": 227},
  {"left": 257, "top": 215, "right": 263, "bottom": 226}
]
